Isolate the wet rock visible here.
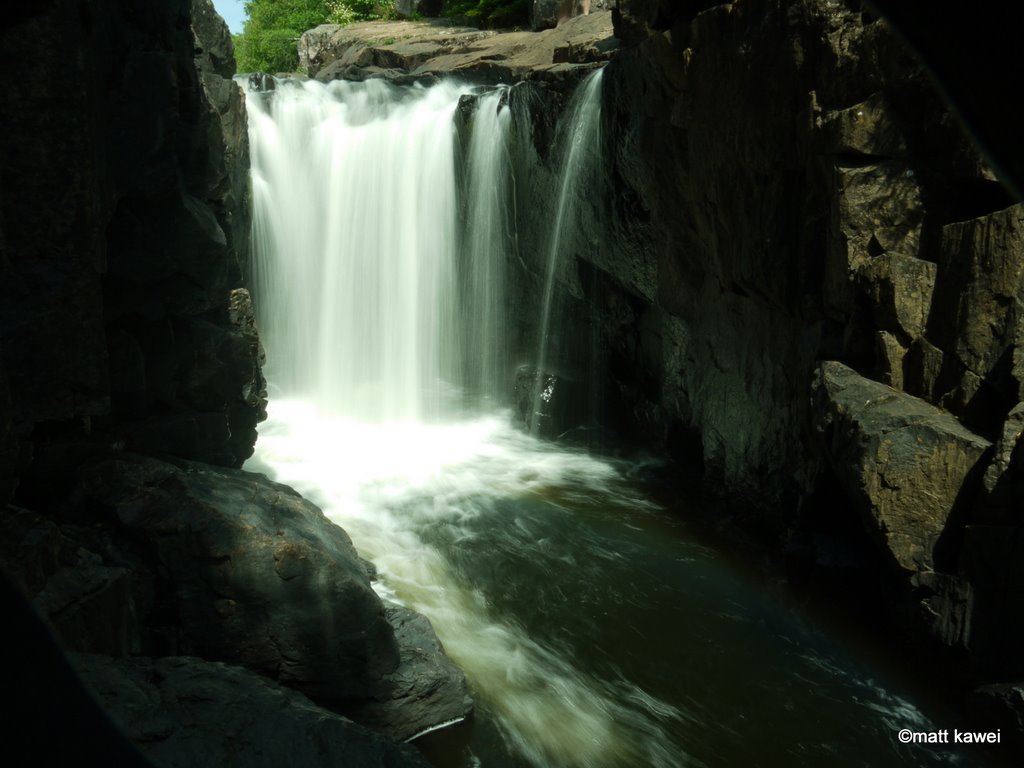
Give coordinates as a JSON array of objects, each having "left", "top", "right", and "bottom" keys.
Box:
[
  {"left": 350, "top": 605, "right": 473, "bottom": 742},
  {"left": 71, "top": 653, "right": 431, "bottom": 768},
  {"left": 514, "top": 365, "right": 589, "bottom": 438},
  {"left": 813, "top": 361, "right": 991, "bottom": 574},
  {"left": 76, "top": 453, "right": 401, "bottom": 703}
]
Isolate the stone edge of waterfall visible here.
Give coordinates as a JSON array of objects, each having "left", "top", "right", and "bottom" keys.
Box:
[{"left": 296, "top": 9, "right": 617, "bottom": 84}]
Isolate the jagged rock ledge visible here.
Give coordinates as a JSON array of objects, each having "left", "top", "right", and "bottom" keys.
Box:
[{"left": 297, "top": 10, "right": 617, "bottom": 84}]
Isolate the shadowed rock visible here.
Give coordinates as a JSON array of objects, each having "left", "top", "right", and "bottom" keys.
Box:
[
  {"left": 813, "top": 361, "right": 990, "bottom": 574},
  {"left": 76, "top": 453, "right": 401, "bottom": 702},
  {"left": 72, "top": 653, "right": 431, "bottom": 768}
]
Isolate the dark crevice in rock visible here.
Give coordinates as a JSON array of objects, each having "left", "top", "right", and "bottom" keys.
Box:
[{"left": 832, "top": 151, "right": 889, "bottom": 168}]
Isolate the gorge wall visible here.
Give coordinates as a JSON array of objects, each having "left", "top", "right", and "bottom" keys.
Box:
[
  {"left": 0, "top": 1, "right": 466, "bottom": 764},
  {"left": 285, "top": 1, "right": 1021, "bottom": 740},
  {"left": 2, "top": 0, "right": 1021, "bottom": 759},
  {"left": 581, "top": 0, "right": 1022, "bottom": 735}
]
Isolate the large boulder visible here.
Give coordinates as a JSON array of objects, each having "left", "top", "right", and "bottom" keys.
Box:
[
  {"left": 812, "top": 361, "right": 991, "bottom": 574},
  {"left": 72, "top": 653, "right": 430, "bottom": 768},
  {"left": 3, "top": 451, "right": 472, "bottom": 743},
  {"left": 75, "top": 453, "right": 400, "bottom": 702},
  {"left": 70, "top": 453, "right": 473, "bottom": 735},
  {"left": 513, "top": 365, "right": 586, "bottom": 437}
]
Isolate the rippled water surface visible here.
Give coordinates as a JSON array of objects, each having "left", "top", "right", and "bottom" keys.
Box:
[{"left": 247, "top": 401, "right": 971, "bottom": 768}]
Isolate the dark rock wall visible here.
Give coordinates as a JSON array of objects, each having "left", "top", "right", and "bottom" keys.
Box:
[
  {"left": 0, "top": 0, "right": 266, "bottom": 508},
  {"left": 0, "top": 2, "right": 466, "bottom": 764},
  {"left": 567, "top": 0, "right": 1024, "bottom": 713}
]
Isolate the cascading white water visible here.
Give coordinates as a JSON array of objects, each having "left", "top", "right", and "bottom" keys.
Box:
[
  {"left": 243, "top": 75, "right": 954, "bottom": 768},
  {"left": 531, "top": 68, "right": 604, "bottom": 431},
  {"left": 249, "top": 79, "right": 461, "bottom": 421},
  {"left": 244, "top": 75, "right": 684, "bottom": 767},
  {"left": 461, "top": 87, "right": 512, "bottom": 397}
]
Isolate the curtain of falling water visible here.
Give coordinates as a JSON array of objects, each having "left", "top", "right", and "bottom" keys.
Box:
[
  {"left": 461, "top": 87, "right": 512, "bottom": 398},
  {"left": 531, "top": 68, "right": 604, "bottom": 431},
  {"left": 248, "top": 79, "right": 461, "bottom": 421}
]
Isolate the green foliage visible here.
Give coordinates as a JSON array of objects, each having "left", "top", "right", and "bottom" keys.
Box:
[
  {"left": 441, "top": 0, "right": 529, "bottom": 28},
  {"left": 235, "top": 0, "right": 390, "bottom": 73},
  {"left": 232, "top": 0, "right": 526, "bottom": 73}
]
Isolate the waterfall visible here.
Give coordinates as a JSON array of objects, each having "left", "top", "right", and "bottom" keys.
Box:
[
  {"left": 530, "top": 68, "right": 605, "bottom": 433},
  {"left": 241, "top": 73, "right": 945, "bottom": 768},
  {"left": 243, "top": 75, "right": 682, "bottom": 766},
  {"left": 248, "top": 79, "right": 462, "bottom": 421},
  {"left": 460, "top": 87, "right": 513, "bottom": 399}
]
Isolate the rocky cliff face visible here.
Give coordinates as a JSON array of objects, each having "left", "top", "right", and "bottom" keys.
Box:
[
  {"left": 0, "top": 0, "right": 266, "bottom": 498},
  {"left": 0, "top": 1, "right": 466, "bottom": 764},
  {"left": 574, "top": 0, "right": 1023, "bottom": 740}
]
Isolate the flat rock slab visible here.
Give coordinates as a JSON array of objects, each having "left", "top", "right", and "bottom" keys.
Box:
[
  {"left": 72, "top": 653, "right": 430, "bottom": 767},
  {"left": 299, "top": 11, "right": 616, "bottom": 82},
  {"left": 813, "top": 361, "right": 991, "bottom": 573}
]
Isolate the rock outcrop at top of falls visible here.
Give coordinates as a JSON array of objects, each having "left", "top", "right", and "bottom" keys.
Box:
[
  {"left": 298, "top": 9, "right": 616, "bottom": 83},
  {"left": 0, "top": 1, "right": 468, "bottom": 764}
]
